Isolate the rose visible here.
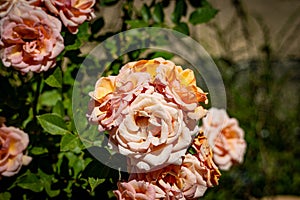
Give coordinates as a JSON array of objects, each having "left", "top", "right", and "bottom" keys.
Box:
[
  {"left": 129, "top": 132, "right": 221, "bottom": 200},
  {"left": 202, "top": 108, "right": 247, "bottom": 170},
  {"left": 0, "top": 2, "right": 64, "bottom": 73},
  {"left": 44, "top": 0, "right": 96, "bottom": 34},
  {"left": 114, "top": 180, "right": 156, "bottom": 200},
  {"left": 0, "top": 124, "right": 31, "bottom": 177},
  {"left": 111, "top": 92, "right": 194, "bottom": 171}
]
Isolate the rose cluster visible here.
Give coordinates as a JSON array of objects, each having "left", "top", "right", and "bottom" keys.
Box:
[
  {"left": 87, "top": 58, "right": 247, "bottom": 199},
  {"left": 0, "top": 119, "right": 31, "bottom": 178},
  {"left": 0, "top": 0, "right": 95, "bottom": 73},
  {"left": 87, "top": 58, "right": 208, "bottom": 171}
]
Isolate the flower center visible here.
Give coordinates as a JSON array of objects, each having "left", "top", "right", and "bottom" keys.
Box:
[
  {"left": 134, "top": 115, "right": 149, "bottom": 127},
  {"left": 13, "top": 25, "right": 39, "bottom": 42}
]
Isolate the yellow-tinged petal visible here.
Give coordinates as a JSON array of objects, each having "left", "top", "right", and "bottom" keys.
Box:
[{"left": 94, "top": 77, "right": 115, "bottom": 100}]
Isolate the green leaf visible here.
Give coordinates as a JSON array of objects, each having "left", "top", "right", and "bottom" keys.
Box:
[
  {"left": 78, "top": 22, "right": 90, "bottom": 43},
  {"left": 171, "top": 0, "right": 187, "bottom": 24},
  {"left": 38, "top": 169, "right": 60, "bottom": 198},
  {"left": 141, "top": 4, "right": 151, "bottom": 22},
  {"left": 45, "top": 67, "right": 62, "bottom": 88},
  {"left": 64, "top": 152, "right": 86, "bottom": 178},
  {"left": 17, "top": 171, "right": 43, "bottom": 192},
  {"left": 153, "top": 3, "right": 164, "bottom": 23},
  {"left": 88, "top": 177, "right": 105, "bottom": 192},
  {"left": 37, "top": 113, "right": 70, "bottom": 135},
  {"left": 148, "top": 51, "right": 174, "bottom": 60},
  {"left": 125, "top": 20, "right": 148, "bottom": 28},
  {"left": 189, "top": 4, "right": 218, "bottom": 25},
  {"left": 53, "top": 100, "right": 64, "bottom": 117},
  {"left": 30, "top": 147, "right": 48, "bottom": 155},
  {"left": 39, "top": 90, "right": 62, "bottom": 107},
  {"left": 60, "top": 133, "right": 82, "bottom": 152},
  {"left": 0, "top": 192, "right": 11, "bottom": 200},
  {"left": 173, "top": 22, "right": 190, "bottom": 35}
]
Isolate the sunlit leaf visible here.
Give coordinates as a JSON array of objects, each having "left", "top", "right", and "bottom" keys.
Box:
[
  {"left": 38, "top": 169, "right": 60, "bottom": 198},
  {"left": 45, "top": 67, "right": 62, "bottom": 88},
  {"left": 39, "top": 90, "right": 62, "bottom": 107},
  {"left": 53, "top": 100, "right": 64, "bottom": 117},
  {"left": 37, "top": 113, "right": 70, "bottom": 135},
  {"left": 30, "top": 147, "right": 48, "bottom": 155},
  {"left": 60, "top": 133, "right": 82, "bottom": 152},
  {"left": 17, "top": 171, "right": 43, "bottom": 193},
  {"left": 88, "top": 177, "right": 105, "bottom": 192}
]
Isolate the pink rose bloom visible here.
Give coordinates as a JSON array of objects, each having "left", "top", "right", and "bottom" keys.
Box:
[
  {"left": 44, "top": 0, "right": 96, "bottom": 34},
  {"left": 114, "top": 180, "right": 156, "bottom": 200},
  {"left": 0, "top": 123, "right": 32, "bottom": 177},
  {"left": 202, "top": 108, "right": 247, "bottom": 170},
  {"left": 0, "top": 2, "right": 64, "bottom": 73}
]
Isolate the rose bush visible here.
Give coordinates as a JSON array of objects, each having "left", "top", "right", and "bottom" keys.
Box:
[
  {"left": 201, "top": 108, "right": 247, "bottom": 170},
  {"left": 0, "top": 2, "right": 64, "bottom": 73},
  {"left": 0, "top": 123, "right": 31, "bottom": 178}
]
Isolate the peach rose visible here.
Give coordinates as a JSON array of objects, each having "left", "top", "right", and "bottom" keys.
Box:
[
  {"left": 112, "top": 92, "right": 195, "bottom": 171},
  {"left": 44, "top": 0, "right": 96, "bottom": 34},
  {"left": 0, "top": 123, "right": 32, "bottom": 177},
  {"left": 202, "top": 108, "right": 247, "bottom": 170},
  {"left": 0, "top": 2, "right": 64, "bottom": 73},
  {"left": 129, "top": 133, "right": 221, "bottom": 200},
  {"left": 114, "top": 180, "right": 156, "bottom": 200}
]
